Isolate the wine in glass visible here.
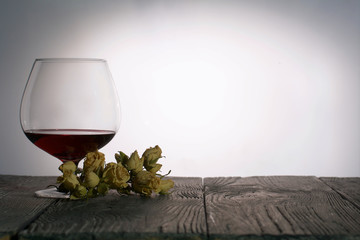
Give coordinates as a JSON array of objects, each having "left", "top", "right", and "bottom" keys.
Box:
[{"left": 20, "top": 58, "right": 121, "bottom": 197}]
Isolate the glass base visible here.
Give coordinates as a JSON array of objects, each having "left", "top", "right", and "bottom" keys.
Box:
[{"left": 35, "top": 187, "right": 70, "bottom": 199}]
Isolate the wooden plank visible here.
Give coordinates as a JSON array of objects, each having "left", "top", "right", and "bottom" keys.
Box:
[
  {"left": 204, "top": 176, "right": 360, "bottom": 240},
  {"left": 19, "top": 177, "right": 207, "bottom": 240},
  {"left": 0, "top": 175, "right": 57, "bottom": 240},
  {"left": 320, "top": 177, "right": 360, "bottom": 210}
]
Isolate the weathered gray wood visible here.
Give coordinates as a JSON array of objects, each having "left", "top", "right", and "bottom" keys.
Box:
[
  {"left": 2, "top": 175, "right": 360, "bottom": 240},
  {"left": 19, "top": 177, "right": 207, "bottom": 240},
  {"left": 204, "top": 176, "right": 360, "bottom": 240},
  {"left": 0, "top": 175, "right": 57, "bottom": 240},
  {"left": 320, "top": 177, "right": 360, "bottom": 210}
]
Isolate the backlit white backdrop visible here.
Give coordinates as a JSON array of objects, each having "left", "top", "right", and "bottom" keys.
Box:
[{"left": 0, "top": 0, "right": 359, "bottom": 177}]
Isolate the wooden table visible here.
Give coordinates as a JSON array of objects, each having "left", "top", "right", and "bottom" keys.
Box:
[{"left": 0, "top": 175, "right": 359, "bottom": 240}]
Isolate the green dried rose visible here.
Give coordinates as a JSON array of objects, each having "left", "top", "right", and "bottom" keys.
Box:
[
  {"left": 142, "top": 145, "right": 163, "bottom": 172},
  {"left": 158, "top": 179, "right": 174, "bottom": 194},
  {"left": 71, "top": 185, "right": 87, "bottom": 199},
  {"left": 123, "top": 150, "right": 144, "bottom": 174},
  {"left": 59, "top": 161, "right": 77, "bottom": 176},
  {"left": 148, "top": 163, "right": 162, "bottom": 174},
  {"left": 102, "top": 162, "right": 130, "bottom": 189},
  {"left": 57, "top": 173, "right": 80, "bottom": 191},
  {"left": 132, "top": 171, "right": 161, "bottom": 196},
  {"left": 84, "top": 151, "right": 105, "bottom": 174},
  {"left": 115, "top": 151, "right": 129, "bottom": 165},
  {"left": 84, "top": 171, "right": 100, "bottom": 188}
]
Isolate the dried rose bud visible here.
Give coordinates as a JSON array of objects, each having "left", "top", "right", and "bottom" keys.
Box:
[
  {"left": 102, "top": 162, "right": 130, "bottom": 189},
  {"left": 142, "top": 145, "right": 162, "bottom": 171},
  {"left": 115, "top": 151, "right": 129, "bottom": 165},
  {"left": 124, "top": 150, "right": 144, "bottom": 174},
  {"left": 59, "top": 161, "right": 77, "bottom": 176},
  {"left": 148, "top": 163, "right": 162, "bottom": 174},
  {"left": 84, "top": 171, "right": 100, "bottom": 188},
  {"left": 84, "top": 151, "right": 105, "bottom": 174},
  {"left": 132, "top": 171, "right": 161, "bottom": 196},
  {"left": 158, "top": 179, "right": 174, "bottom": 194},
  {"left": 59, "top": 174, "right": 80, "bottom": 191},
  {"left": 72, "top": 185, "right": 87, "bottom": 199}
]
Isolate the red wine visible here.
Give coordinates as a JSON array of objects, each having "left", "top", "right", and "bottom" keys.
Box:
[{"left": 24, "top": 129, "right": 115, "bottom": 163}]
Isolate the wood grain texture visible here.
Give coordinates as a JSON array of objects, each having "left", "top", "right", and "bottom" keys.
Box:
[
  {"left": 19, "top": 177, "right": 207, "bottom": 240},
  {"left": 320, "top": 177, "right": 360, "bottom": 210},
  {"left": 0, "top": 175, "right": 57, "bottom": 240},
  {"left": 1, "top": 175, "right": 360, "bottom": 240},
  {"left": 204, "top": 176, "right": 360, "bottom": 240}
]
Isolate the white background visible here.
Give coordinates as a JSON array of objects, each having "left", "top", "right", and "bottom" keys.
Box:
[{"left": 1, "top": 0, "right": 359, "bottom": 177}]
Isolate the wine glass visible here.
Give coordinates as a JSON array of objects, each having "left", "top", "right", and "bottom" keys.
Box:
[{"left": 20, "top": 58, "right": 121, "bottom": 198}]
